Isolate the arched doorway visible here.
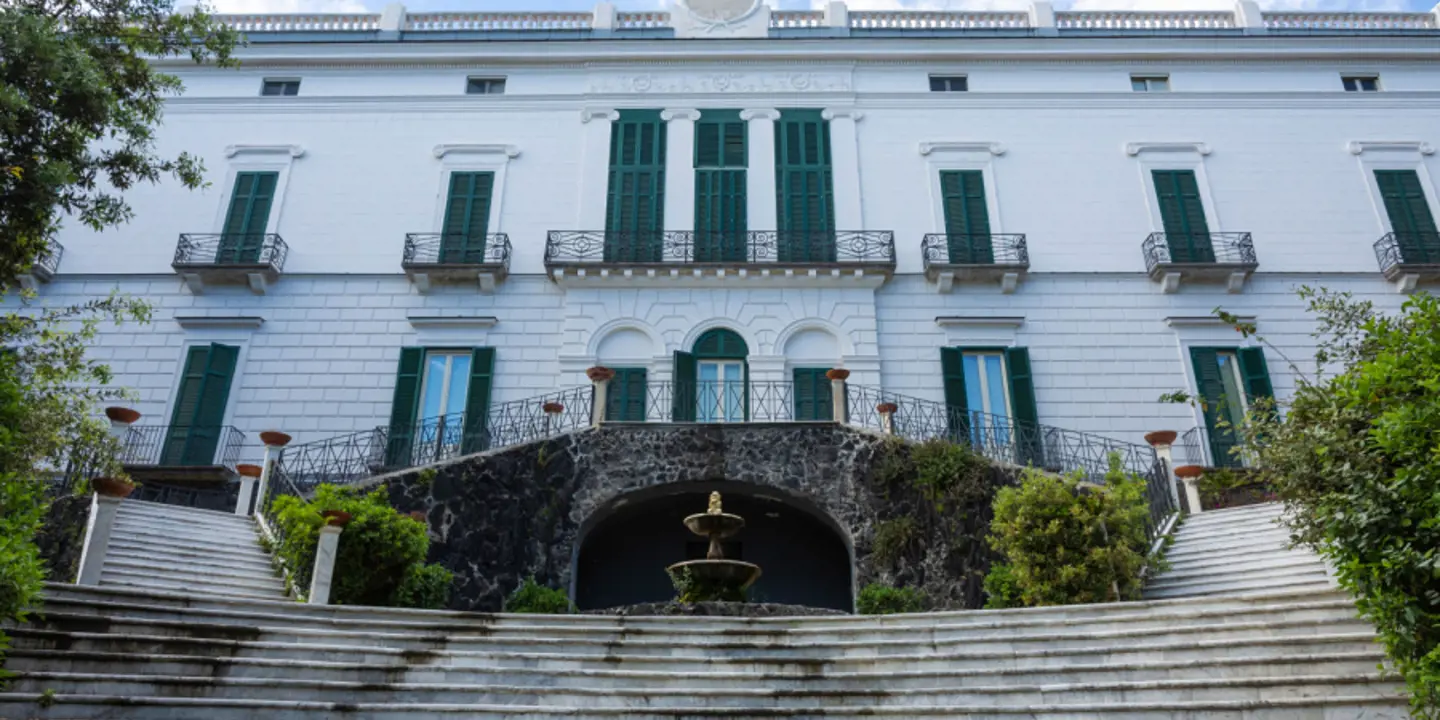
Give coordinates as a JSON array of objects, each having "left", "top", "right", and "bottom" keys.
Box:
[
  {"left": 573, "top": 484, "right": 853, "bottom": 611},
  {"left": 674, "top": 328, "right": 749, "bottom": 422}
]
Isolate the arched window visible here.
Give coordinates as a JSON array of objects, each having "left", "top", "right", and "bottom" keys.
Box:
[{"left": 673, "top": 328, "right": 749, "bottom": 422}]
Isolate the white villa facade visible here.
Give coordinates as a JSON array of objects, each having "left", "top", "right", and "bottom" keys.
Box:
[{"left": 13, "top": 0, "right": 1440, "bottom": 472}]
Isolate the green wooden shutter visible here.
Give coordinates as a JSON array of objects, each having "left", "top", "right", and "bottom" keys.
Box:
[
  {"left": 1190, "top": 348, "right": 1239, "bottom": 468},
  {"left": 605, "top": 110, "right": 666, "bottom": 263},
  {"left": 1376, "top": 170, "right": 1440, "bottom": 264},
  {"left": 1004, "top": 347, "right": 1043, "bottom": 467},
  {"left": 1236, "top": 347, "right": 1274, "bottom": 402},
  {"left": 440, "top": 172, "right": 495, "bottom": 263},
  {"left": 672, "top": 351, "right": 697, "bottom": 422},
  {"left": 220, "top": 172, "right": 278, "bottom": 263},
  {"left": 695, "top": 111, "right": 748, "bottom": 263},
  {"left": 606, "top": 368, "right": 648, "bottom": 422},
  {"left": 939, "top": 171, "right": 993, "bottom": 264},
  {"left": 162, "top": 344, "right": 238, "bottom": 466},
  {"left": 385, "top": 347, "right": 425, "bottom": 467},
  {"left": 461, "top": 348, "right": 496, "bottom": 454},
  {"left": 1152, "top": 170, "right": 1214, "bottom": 263},
  {"left": 940, "top": 347, "right": 970, "bottom": 442},
  {"left": 775, "top": 110, "right": 835, "bottom": 262},
  {"left": 792, "top": 368, "right": 833, "bottom": 422}
]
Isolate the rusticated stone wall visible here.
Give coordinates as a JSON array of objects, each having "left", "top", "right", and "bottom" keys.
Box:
[
  {"left": 373, "top": 423, "right": 1020, "bottom": 613},
  {"left": 36, "top": 494, "right": 92, "bottom": 584}
]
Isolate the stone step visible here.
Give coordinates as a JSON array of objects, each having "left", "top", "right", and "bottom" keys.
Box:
[
  {"left": 1180, "top": 511, "right": 1286, "bottom": 533},
  {"left": 102, "top": 528, "right": 269, "bottom": 556},
  {"left": 1171, "top": 517, "right": 1286, "bottom": 540},
  {"left": 0, "top": 693, "right": 1411, "bottom": 719},
  {"left": 8, "top": 628, "right": 1384, "bottom": 672},
  {"left": 2, "top": 647, "right": 1390, "bottom": 691},
  {"left": 1146, "top": 577, "right": 1336, "bottom": 600},
  {"left": 98, "top": 572, "right": 287, "bottom": 600},
  {"left": 111, "top": 519, "right": 262, "bottom": 544},
  {"left": 104, "top": 546, "right": 276, "bottom": 573},
  {"left": 1181, "top": 504, "right": 1284, "bottom": 524},
  {"left": 1148, "top": 559, "right": 1333, "bottom": 591},
  {"left": 1164, "top": 548, "right": 1322, "bottom": 576},
  {"left": 5, "top": 670, "right": 1407, "bottom": 709},
  {"left": 100, "top": 556, "right": 282, "bottom": 587},
  {"left": 117, "top": 500, "right": 249, "bottom": 523},
  {"left": 1162, "top": 532, "right": 1295, "bottom": 558}
]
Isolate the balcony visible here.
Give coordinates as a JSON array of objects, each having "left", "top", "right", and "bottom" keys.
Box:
[
  {"left": 118, "top": 424, "right": 248, "bottom": 484},
  {"left": 173, "top": 233, "right": 289, "bottom": 295},
  {"left": 18, "top": 239, "right": 63, "bottom": 291},
  {"left": 402, "top": 232, "right": 512, "bottom": 293},
  {"left": 1142, "top": 232, "right": 1257, "bottom": 294},
  {"left": 922, "top": 233, "right": 1029, "bottom": 294},
  {"left": 544, "top": 230, "right": 896, "bottom": 288},
  {"left": 1375, "top": 232, "right": 1440, "bottom": 293}
]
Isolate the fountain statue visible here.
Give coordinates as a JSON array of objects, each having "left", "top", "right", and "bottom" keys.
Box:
[{"left": 666, "top": 492, "right": 762, "bottom": 602}]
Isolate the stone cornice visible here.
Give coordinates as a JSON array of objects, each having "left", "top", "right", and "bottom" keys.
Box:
[
  {"left": 1347, "top": 140, "right": 1436, "bottom": 156},
  {"left": 1164, "top": 315, "right": 1257, "bottom": 328},
  {"left": 935, "top": 316, "right": 1026, "bottom": 328},
  {"left": 1125, "top": 141, "right": 1211, "bottom": 157},
  {"left": 224, "top": 144, "right": 305, "bottom": 158},
  {"left": 919, "top": 141, "right": 1006, "bottom": 157},
  {"left": 174, "top": 315, "right": 265, "bottom": 329},
  {"left": 407, "top": 314, "right": 500, "bottom": 329},
  {"left": 432, "top": 143, "right": 521, "bottom": 159}
]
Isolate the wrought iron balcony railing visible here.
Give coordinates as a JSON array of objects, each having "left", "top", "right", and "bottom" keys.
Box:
[
  {"left": 1142, "top": 231, "right": 1257, "bottom": 274},
  {"left": 403, "top": 232, "right": 512, "bottom": 268},
  {"left": 1374, "top": 231, "right": 1440, "bottom": 279},
  {"left": 608, "top": 379, "right": 836, "bottom": 423},
  {"left": 118, "top": 425, "right": 247, "bottom": 471},
  {"left": 544, "top": 231, "right": 896, "bottom": 268},
  {"left": 134, "top": 482, "right": 239, "bottom": 513},
  {"left": 32, "top": 239, "right": 63, "bottom": 281},
  {"left": 1176, "top": 426, "right": 1207, "bottom": 468},
  {"left": 173, "top": 233, "right": 289, "bottom": 270},
  {"left": 922, "top": 233, "right": 1029, "bottom": 267}
]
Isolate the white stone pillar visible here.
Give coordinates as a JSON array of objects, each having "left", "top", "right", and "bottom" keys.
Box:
[
  {"left": 1145, "top": 431, "right": 1182, "bottom": 511},
  {"left": 104, "top": 407, "right": 139, "bottom": 444},
  {"left": 76, "top": 494, "right": 123, "bottom": 586},
  {"left": 234, "top": 464, "right": 262, "bottom": 516},
  {"left": 378, "top": 2, "right": 406, "bottom": 31},
  {"left": 741, "top": 109, "right": 780, "bottom": 233},
  {"left": 1234, "top": 0, "right": 1266, "bottom": 33},
  {"left": 1029, "top": 1, "right": 1057, "bottom": 36},
  {"left": 254, "top": 431, "right": 293, "bottom": 522},
  {"left": 827, "top": 369, "right": 850, "bottom": 424},
  {"left": 661, "top": 109, "right": 701, "bottom": 241},
  {"left": 824, "top": 1, "right": 849, "bottom": 29},
  {"left": 822, "top": 108, "right": 865, "bottom": 230},
  {"left": 588, "top": 367, "right": 615, "bottom": 424},
  {"left": 878, "top": 402, "right": 897, "bottom": 435},
  {"left": 308, "top": 524, "right": 344, "bottom": 605},
  {"left": 591, "top": 1, "right": 617, "bottom": 31},
  {"left": 1176, "top": 467, "right": 1205, "bottom": 515},
  {"left": 578, "top": 109, "right": 619, "bottom": 233}
]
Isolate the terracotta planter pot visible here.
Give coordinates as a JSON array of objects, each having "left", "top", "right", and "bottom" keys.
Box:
[
  {"left": 321, "top": 510, "right": 353, "bottom": 528},
  {"left": 542, "top": 402, "right": 565, "bottom": 415},
  {"left": 408, "top": 510, "right": 428, "bottom": 523},
  {"left": 1174, "top": 465, "right": 1206, "bottom": 479},
  {"left": 92, "top": 477, "right": 136, "bottom": 499},
  {"left": 825, "top": 368, "right": 851, "bottom": 381},
  {"left": 259, "top": 431, "right": 293, "bottom": 447},
  {"left": 586, "top": 366, "right": 616, "bottom": 383},
  {"left": 1144, "top": 430, "right": 1178, "bottom": 447},
  {"left": 236, "top": 464, "right": 263, "bottom": 478},
  {"left": 104, "top": 406, "right": 142, "bottom": 425},
  {"left": 876, "top": 402, "right": 899, "bottom": 414}
]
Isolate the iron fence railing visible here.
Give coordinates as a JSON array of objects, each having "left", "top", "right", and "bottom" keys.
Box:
[
  {"left": 613, "top": 380, "right": 836, "bottom": 423},
  {"left": 403, "top": 232, "right": 512, "bottom": 268},
  {"left": 544, "top": 231, "right": 896, "bottom": 267},
  {"left": 133, "top": 481, "right": 238, "bottom": 513},
  {"left": 173, "top": 233, "right": 289, "bottom": 270},
  {"left": 33, "top": 239, "right": 63, "bottom": 279},
  {"left": 846, "top": 385, "right": 1176, "bottom": 542},
  {"left": 1143, "top": 231, "right": 1256, "bottom": 273},
  {"left": 1374, "top": 231, "right": 1440, "bottom": 276},
  {"left": 1176, "top": 426, "right": 1208, "bottom": 468},
  {"left": 921, "top": 233, "right": 1029, "bottom": 267},
  {"left": 276, "top": 386, "right": 594, "bottom": 492},
  {"left": 118, "top": 425, "right": 247, "bottom": 471}
]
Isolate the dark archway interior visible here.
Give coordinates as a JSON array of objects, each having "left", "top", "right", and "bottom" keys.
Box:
[{"left": 575, "top": 487, "right": 853, "bottom": 612}]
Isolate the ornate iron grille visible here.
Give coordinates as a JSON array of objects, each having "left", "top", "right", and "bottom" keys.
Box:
[
  {"left": 624, "top": 380, "right": 811, "bottom": 423},
  {"left": 402, "top": 232, "right": 512, "bottom": 267},
  {"left": 545, "top": 230, "right": 896, "bottom": 267},
  {"left": 1374, "top": 231, "right": 1440, "bottom": 276},
  {"left": 173, "top": 233, "right": 289, "bottom": 269},
  {"left": 1142, "top": 231, "right": 1256, "bottom": 273},
  {"left": 118, "top": 425, "right": 247, "bottom": 471},
  {"left": 921, "top": 233, "right": 1029, "bottom": 267}
]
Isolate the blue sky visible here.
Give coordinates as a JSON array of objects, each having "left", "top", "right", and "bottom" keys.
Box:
[{"left": 212, "top": 0, "right": 1433, "bottom": 16}]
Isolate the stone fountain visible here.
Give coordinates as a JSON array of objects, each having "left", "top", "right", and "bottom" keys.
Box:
[{"left": 666, "top": 492, "right": 762, "bottom": 600}]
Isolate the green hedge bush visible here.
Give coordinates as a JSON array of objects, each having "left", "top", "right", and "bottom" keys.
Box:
[
  {"left": 983, "top": 457, "right": 1156, "bottom": 607},
  {"left": 857, "top": 583, "right": 926, "bottom": 615},
  {"left": 271, "top": 485, "right": 451, "bottom": 609},
  {"left": 504, "top": 576, "right": 573, "bottom": 614}
]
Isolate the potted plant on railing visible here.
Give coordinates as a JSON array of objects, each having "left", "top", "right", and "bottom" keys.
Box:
[
  {"left": 320, "top": 510, "right": 353, "bottom": 528},
  {"left": 92, "top": 476, "right": 137, "bottom": 499}
]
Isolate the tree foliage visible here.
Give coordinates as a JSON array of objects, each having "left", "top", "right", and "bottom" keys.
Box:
[
  {"left": 1230, "top": 290, "right": 1440, "bottom": 717},
  {"left": 0, "top": 0, "right": 238, "bottom": 287}
]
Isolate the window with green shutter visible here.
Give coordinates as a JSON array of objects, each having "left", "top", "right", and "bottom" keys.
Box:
[
  {"left": 605, "top": 110, "right": 666, "bottom": 263},
  {"left": 386, "top": 347, "right": 495, "bottom": 466},
  {"left": 607, "top": 368, "right": 648, "bottom": 422},
  {"left": 775, "top": 109, "right": 835, "bottom": 262},
  {"left": 1152, "top": 170, "right": 1214, "bottom": 263},
  {"left": 695, "top": 110, "right": 748, "bottom": 263},
  {"left": 440, "top": 172, "right": 495, "bottom": 263},
  {"left": 161, "top": 344, "right": 240, "bottom": 466},
  {"left": 1375, "top": 170, "right": 1440, "bottom": 265},
  {"left": 219, "top": 172, "right": 278, "bottom": 264},
  {"left": 792, "top": 368, "right": 833, "bottom": 421},
  {"left": 940, "top": 347, "right": 1041, "bottom": 466},
  {"left": 938, "top": 170, "right": 993, "bottom": 264},
  {"left": 1190, "top": 346, "right": 1272, "bottom": 468}
]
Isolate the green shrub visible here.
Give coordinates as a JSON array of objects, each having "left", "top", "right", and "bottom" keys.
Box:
[
  {"left": 985, "top": 456, "right": 1155, "bottom": 607},
  {"left": 504, "top": 576, "right": 573, "bottom": 614},
  {"left": 1196, "top": 467, "right": 1275, "bottom": 510},
  {"left": 1230, "top": 290, "right": 1440, "bottom": 716},
  {"left": 668, "top": 567, "right": 746, "bottom": 604},
  {"left": 911, "top": 439, "right": 990, "bottom": 511},
  {"left": 871, "top": 517, "right": 919, "bottom": 567},
  {"left": 981, "top": 562, "right": 1022, "bottom": 610},
  {"left": 856, "top": 584, "right": 925, "bottom": 615},
  {"left": 271, "top": 485, "right": 450, "bottom": 609}
]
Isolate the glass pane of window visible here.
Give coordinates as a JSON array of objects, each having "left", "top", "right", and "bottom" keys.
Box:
[
  {"left": 723, "top": 363, "right": 744, "bottom": 421},
  {"left": 1216, "top": 352, "right": 1249, "bottom": 430},
  {"left": 420, "top": 354, "right": 448, "bottom": 420},
  {"left": 962, "top": 355, "right": 983, "bottom": 417},
  {"left": 984, "top": 355, "right": 1009, "bottom": 420},
  {"left": 446, "top": 354, "right": 471, "bottom": 419},
  {"left": 1131, "top": 77, "right": 1148, "bottom": 92}
]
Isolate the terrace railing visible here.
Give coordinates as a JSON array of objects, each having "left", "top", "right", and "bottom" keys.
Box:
[
  {"left": 613, "top": 380, "right": 831, "bottom": 424},
  {"left": 1375, "top": 231, "right": 1440, "bottom": 279},
  {"left": 850, "top": 10, "right": 1029, "bottom": 30},
  {"left": 1143, "top": 231, "right": 1257, "bottom": 272},
  {"left": 403, "top": 232, "right": 512, "bottom": 268},
  {"left": 1055, "top": 10, "right": 1236, "bottom": 30},
  {"left": 1264, "top": 12, "right": 1437, "bottom": 31},
  {"left": 403, "top": 12, "right": 591, "bottom": 31},
  {"left": 545, "top": 230, "right": 896, "bottom": 268},
  {"left": 173, "top": 233, "right": 289, "bottom": 270},
  {"left": 922, "top": 233, "right": 1029, "bottom": 267},
  {"left": 119, "top": 425, "right": 247, "bottom": 472},
  {"left": 217, "top": 13, "right": 380, "bottom": 32}
]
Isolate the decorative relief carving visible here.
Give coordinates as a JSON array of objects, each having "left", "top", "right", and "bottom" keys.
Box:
[{"left": 587, "top": 72, "right": 852, "bottom": 95}]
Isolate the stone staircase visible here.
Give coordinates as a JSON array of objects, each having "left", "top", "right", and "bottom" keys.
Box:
[
  {"left": 99, "top": 499, "right": 288, "bottom": 601},
  {"left": 1146, "top": 503, "right": 1336, "bottom": 600},
  {"left": 1, "top": 582, "right": 1406, "bottom": 718}
]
